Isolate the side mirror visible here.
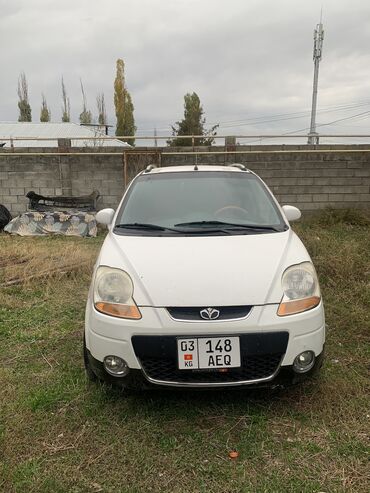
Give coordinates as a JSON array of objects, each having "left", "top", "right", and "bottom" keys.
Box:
[
  {"left": 96, "top": 208, "right": 115, "bottom": 225},
  {"left": 282, "top": 205, "right": 301, "bottom": 222}
]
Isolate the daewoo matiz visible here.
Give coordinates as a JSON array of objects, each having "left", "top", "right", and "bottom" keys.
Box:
[{"left": 84, "top": 164, "right": 325, "bottom": 389}]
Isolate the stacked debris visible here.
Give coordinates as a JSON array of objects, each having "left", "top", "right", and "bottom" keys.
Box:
[{"left": 4, "top": 190, "right": 100, "bottom": 238}]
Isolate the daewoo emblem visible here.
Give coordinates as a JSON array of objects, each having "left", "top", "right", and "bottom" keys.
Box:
[{"left": 200, "top": 307, "right": 220, "bottom": 320}]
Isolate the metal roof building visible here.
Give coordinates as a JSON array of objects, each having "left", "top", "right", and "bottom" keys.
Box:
[{"left": 0, "top": 122, "right": 130, "bottom": 148}]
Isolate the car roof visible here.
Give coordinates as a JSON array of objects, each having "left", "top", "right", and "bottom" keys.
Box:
[{"left": 143, "top": 164, "right": 251, "bottom": 174}]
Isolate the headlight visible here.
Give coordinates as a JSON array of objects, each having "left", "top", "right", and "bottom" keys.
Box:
[
  {"left": 94, "top": 266, "right": 141, "bottom": 319},
  {"left": 277, "top": 262, "right": 321, "bottom": 316}
]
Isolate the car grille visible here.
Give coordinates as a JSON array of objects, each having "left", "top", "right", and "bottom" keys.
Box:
[
  {"left": 132, "top": 333, "right": 288, "bottom": 385},
  {"left": 167, "top": 305, "right": 252, "bottom": 321},
  {"left": 139, "top": 354, "right": 282, "bottom": 383}
]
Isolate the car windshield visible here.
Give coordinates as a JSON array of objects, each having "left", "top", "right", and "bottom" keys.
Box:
[{"left": 114, "top": 171, "right": 286, "bottom": 235}]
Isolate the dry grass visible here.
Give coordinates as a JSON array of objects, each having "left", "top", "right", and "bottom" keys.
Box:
[
  {"left": 0, "top": 236, "right": 99, "bottom": 287},
  {"left": 0, "top": 209, "right": 369, "bottom": 493}
]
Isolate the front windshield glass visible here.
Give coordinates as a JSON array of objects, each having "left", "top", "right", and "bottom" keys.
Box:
[{"left": 115, "top": 171, "right": 286, "bottom": 234}]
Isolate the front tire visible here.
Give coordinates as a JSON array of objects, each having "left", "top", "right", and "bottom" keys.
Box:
[{"left": 83, "top": 336, "right": 98, "bottom": 382}]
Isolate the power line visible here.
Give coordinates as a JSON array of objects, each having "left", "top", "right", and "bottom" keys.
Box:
[
  {"left": 135, "top": 99, "right": 370, "bottom": 132},
  {"left": 238, "top": 109, "right": 370, "bottom": 144},
  {"left": 212, "top": 100, "right": 370, "bottom": 127}
]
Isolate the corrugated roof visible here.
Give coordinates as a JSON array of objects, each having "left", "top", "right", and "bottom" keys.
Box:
[{"left": 0, "top": 122, "right": 131, "bottom": 147}]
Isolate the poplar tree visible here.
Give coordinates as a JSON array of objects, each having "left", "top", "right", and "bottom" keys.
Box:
[
  {"left": 114, "top": 59, "right": 136, "bottom": 145},
  {"left": 123, "top": 92, "right": 135, "bottom": 144},
  {"left": 17, "top": 72, "right": 32, "bottom": 122},
  {"left": 79, "top": 79, "right": 92, "bottom": 124},
  {"left": 40, "top": 94, "right": 51, "bottom": 122},
  {"left": 168, "top": 92, "right": 218, "bottom": 146},
  {"left": 61, "top": 77, "right": 71, "bottom": 122},
  {"left": 96, "top": 93, "right": 107, "bottom": 125}
]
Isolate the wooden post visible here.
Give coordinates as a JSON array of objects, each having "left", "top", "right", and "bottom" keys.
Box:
[
  {"left": 123, "top": 151, "right": 128, "bottom": 189},
  {"left": 225, "top": 136, "right": 237, "bottom": 164}
]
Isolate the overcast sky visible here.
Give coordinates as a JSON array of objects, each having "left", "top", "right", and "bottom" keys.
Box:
[{"left": 1, "top": 0, "right": 370, "bottom": 143}]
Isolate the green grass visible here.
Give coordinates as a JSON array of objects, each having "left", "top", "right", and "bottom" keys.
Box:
[{"left": 0, "top": 209, "right": 369, "bottom": 493}]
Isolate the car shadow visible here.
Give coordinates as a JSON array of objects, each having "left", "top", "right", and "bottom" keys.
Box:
[{"left": 94, "top": 376, "right": 323, "bottom": 421}]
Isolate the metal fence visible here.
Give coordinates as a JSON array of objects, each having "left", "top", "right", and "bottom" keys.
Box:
[
  {"left": 1, "top": 133, "right": 370, "bottom": 145},
  {"left": 1, "top": 134, "right": 370, "bottom": 158}
]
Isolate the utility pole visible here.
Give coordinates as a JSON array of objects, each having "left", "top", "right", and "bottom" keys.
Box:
[
  {"left": 308, "top": 17, "right": 324, "bottom": 144},
  {"left": 154, "top": 127, "right": 158, "bottom": 147}
]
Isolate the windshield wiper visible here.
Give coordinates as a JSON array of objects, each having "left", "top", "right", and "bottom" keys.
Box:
[
  {"left": 115, "top": 221, "right": 284, "bottom": 234},
  {"left": 115, "top": 222, "right": 233, "bottom": 235},
  {"left": 115, "top": 222, "right": 183, "bottom": 233},
  {"left": 174, "top": 220, "right": 283, "bottom": 232}
]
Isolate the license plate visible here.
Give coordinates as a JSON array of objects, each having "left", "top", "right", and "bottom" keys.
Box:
[{"left": 177, "top": 337, "right": 240, "bottom": 370}]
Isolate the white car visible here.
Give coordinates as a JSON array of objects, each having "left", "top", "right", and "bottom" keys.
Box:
[{"left": 84, "top": 164, "right": 325, "bottom": 389}]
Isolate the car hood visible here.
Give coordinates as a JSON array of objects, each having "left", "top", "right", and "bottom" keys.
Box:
[{"left": 98, "top": 230, "right": 310, "bottom": 307}]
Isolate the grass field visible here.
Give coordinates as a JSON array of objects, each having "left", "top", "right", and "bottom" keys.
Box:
[{"left": 0, "top": 209, "right": 369, "bottom": 493}]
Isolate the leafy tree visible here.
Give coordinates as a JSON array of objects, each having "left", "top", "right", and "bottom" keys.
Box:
[
  {"left": 61, "top": 77, "right": 70, "bottom": 122},
  {"left": 114, "top": 58, "right": 136, "bottom": 145},
  {"left": 79, "top": 79, "right": 92, "bottom": 124},
  {"left": 40, "top": 94, "right": 51, "bottom": 122},
  {"left": 114, "top": 59, "right": 125, "bottom": 137},
  {"left": 96, "top": 92, "right": 107, "bottom": 125},
  {"left": 123, "top": 92, "right": 135, "bottom": 145},
  {"left": 17, "top": 72, "right": 32, "bottom": 122},
  {"left": 168, "top": 92, "right": 218, "bottom": 146}
]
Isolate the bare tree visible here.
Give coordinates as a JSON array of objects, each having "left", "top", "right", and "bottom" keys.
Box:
[
  {"left": 79, "top": 79, "right": 92, "bottom": 124},
  {"left": 17, "top": 72, "right": 32, "bottom": 122},
  {"left": 61, "top": 77, "right": 70, "bottom": 122},
  {"left": 40, "top": 93, "right": 51, "bottom": 122},
  {"left": 96, "top": 92, "right": 107, "bottom": 125}
]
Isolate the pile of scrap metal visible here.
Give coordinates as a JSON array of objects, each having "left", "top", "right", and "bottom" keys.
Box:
[
  {"left": 26, "top": 190, "right": 100, "bottom": 212},
  {"left": 4, "top": 190, "right": 100, "bottom": 237}
]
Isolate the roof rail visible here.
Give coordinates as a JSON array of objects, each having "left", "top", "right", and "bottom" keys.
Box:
[
  {"left": 227, "top": 163, "right": 247, "bottom": 171},
  {"left": 144, "top": 164, "right": 157, "bottom": 173}
]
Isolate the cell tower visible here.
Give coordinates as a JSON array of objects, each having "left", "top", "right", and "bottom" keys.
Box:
[{"left": 308, "top": 18, "right": 324, "bottom": 144}]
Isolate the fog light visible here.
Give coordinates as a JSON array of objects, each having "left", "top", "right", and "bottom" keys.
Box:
[
  {"left": 293, "top": 351, "right": 315, "bottom": 373},
  {"left": 103, "top": 355, "right": 129, "bottom": 377}
]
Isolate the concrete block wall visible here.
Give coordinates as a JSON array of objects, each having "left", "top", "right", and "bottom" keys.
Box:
[
  {"left": 0, "top": 145, "right": 369, "bottom": 215},
  {"left": 237, "top": 151, "right": 370, "bottom": 211},
  {"left": 156, "top": 145, "right": 370, "bottom": 212},
  {"left": 0, "top": 152, "right": 62, "bottom": 215},
  {"left": 70, "top": 154, "right": 125, "bottom": 209}
]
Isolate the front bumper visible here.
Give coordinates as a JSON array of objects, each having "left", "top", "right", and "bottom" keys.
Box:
[
  {"left": 85, "top": 345, "right": 324, "bottom": 390},
  {"left": 85, "top": 301, "right": 325, "bottom": 389}
]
